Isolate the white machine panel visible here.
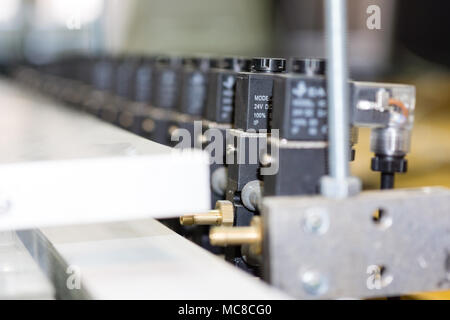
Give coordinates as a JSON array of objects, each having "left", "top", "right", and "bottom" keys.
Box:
[
  {"left": 18, "top": 219, "right": 288, "bottom": 299},
  {"left": 0, "top": 80, "right": 210, "bottom": 231}
]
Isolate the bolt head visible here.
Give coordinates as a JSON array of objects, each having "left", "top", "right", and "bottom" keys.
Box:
[
  {"left": 301, "top": 270, "right": 328, "bottom": 296},
  {"left": 303, "top": 207, "right": 329, "bottom": 235}
]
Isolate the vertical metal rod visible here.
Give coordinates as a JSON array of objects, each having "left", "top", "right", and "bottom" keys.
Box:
[{"left": 325, "top": 0, "right": 350, "bottom": 181}]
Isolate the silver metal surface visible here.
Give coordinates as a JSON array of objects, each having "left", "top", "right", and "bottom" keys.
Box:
[
  {"left": 0, "top": 231, "right": 54, "bottom": 299},
  {"left": 18, "top": 219, "right": 288, "bottom": 299},
  {"left": 0, "top": 79, "right": 210, "bottom": 231},
  {"left": 370, "top": 127, "right": 410, "bottom": 157},
  {"left": 263, "top": 187, "right": 450, "bottom": 299}
]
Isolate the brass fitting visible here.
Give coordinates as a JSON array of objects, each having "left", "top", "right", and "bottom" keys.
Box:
[
  {"left": 179, "top": 200, "right": 234, "bottom": 227},
  {"left": 209, "top": 216, "right": 262, "bottom": 256}
]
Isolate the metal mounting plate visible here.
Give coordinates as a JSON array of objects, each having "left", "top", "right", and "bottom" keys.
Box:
[{"left": 263, "top": 187, "right": 450, "bottom": 299}]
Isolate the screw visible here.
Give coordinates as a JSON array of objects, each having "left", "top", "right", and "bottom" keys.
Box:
[
  {"left": 303, "top": 207, "right": 330, "bottom": 235},
  {"left": 301, "top": 270, "right": 328, "bottom": 296}
]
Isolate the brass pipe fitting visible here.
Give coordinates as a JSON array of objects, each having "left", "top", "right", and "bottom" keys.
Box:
[
  {"left": 209, "top": 216, "right": 262, "bottom": 256},
  {"left": 179, "top": 200, "right": 234, "bottom": 227}
]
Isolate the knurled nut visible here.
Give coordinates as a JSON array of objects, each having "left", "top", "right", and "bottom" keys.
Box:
[
  {"left": 371, "top": 157, "right": 408, "bottom": 173},
  {"left": 215, "top": 200, "right": 234, "bottom": 227}
]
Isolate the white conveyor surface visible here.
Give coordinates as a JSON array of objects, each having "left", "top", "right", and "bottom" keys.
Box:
[
  {"left": 18, "top": 219, "right": 289, "bottom": 299},
  {"left": 0, "top": 79, "right": 210, "bottom": 231},
  {"left": 0, "top": 231, "right": 54, "bottom": 299}
]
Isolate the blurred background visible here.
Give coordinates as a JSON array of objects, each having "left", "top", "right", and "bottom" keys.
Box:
[{"left": 0, "top": 0, "right": 449, "bottom": 190}]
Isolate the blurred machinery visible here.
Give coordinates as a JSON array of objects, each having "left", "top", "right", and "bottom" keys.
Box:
[{"left": 0, "top": 0, "right": 449, "bottom": 300}]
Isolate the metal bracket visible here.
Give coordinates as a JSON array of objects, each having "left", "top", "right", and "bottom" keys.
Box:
[{"left": 262, "top": 187, "right": 450, "bottom": 299}]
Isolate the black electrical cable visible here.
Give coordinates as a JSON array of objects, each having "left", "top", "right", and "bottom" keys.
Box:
[
  {"left": 380, "top": 172, "right": 395, "bottom": 189},
  {"left": 371, "top": 155, "right": 407, "bottom": 190}
]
